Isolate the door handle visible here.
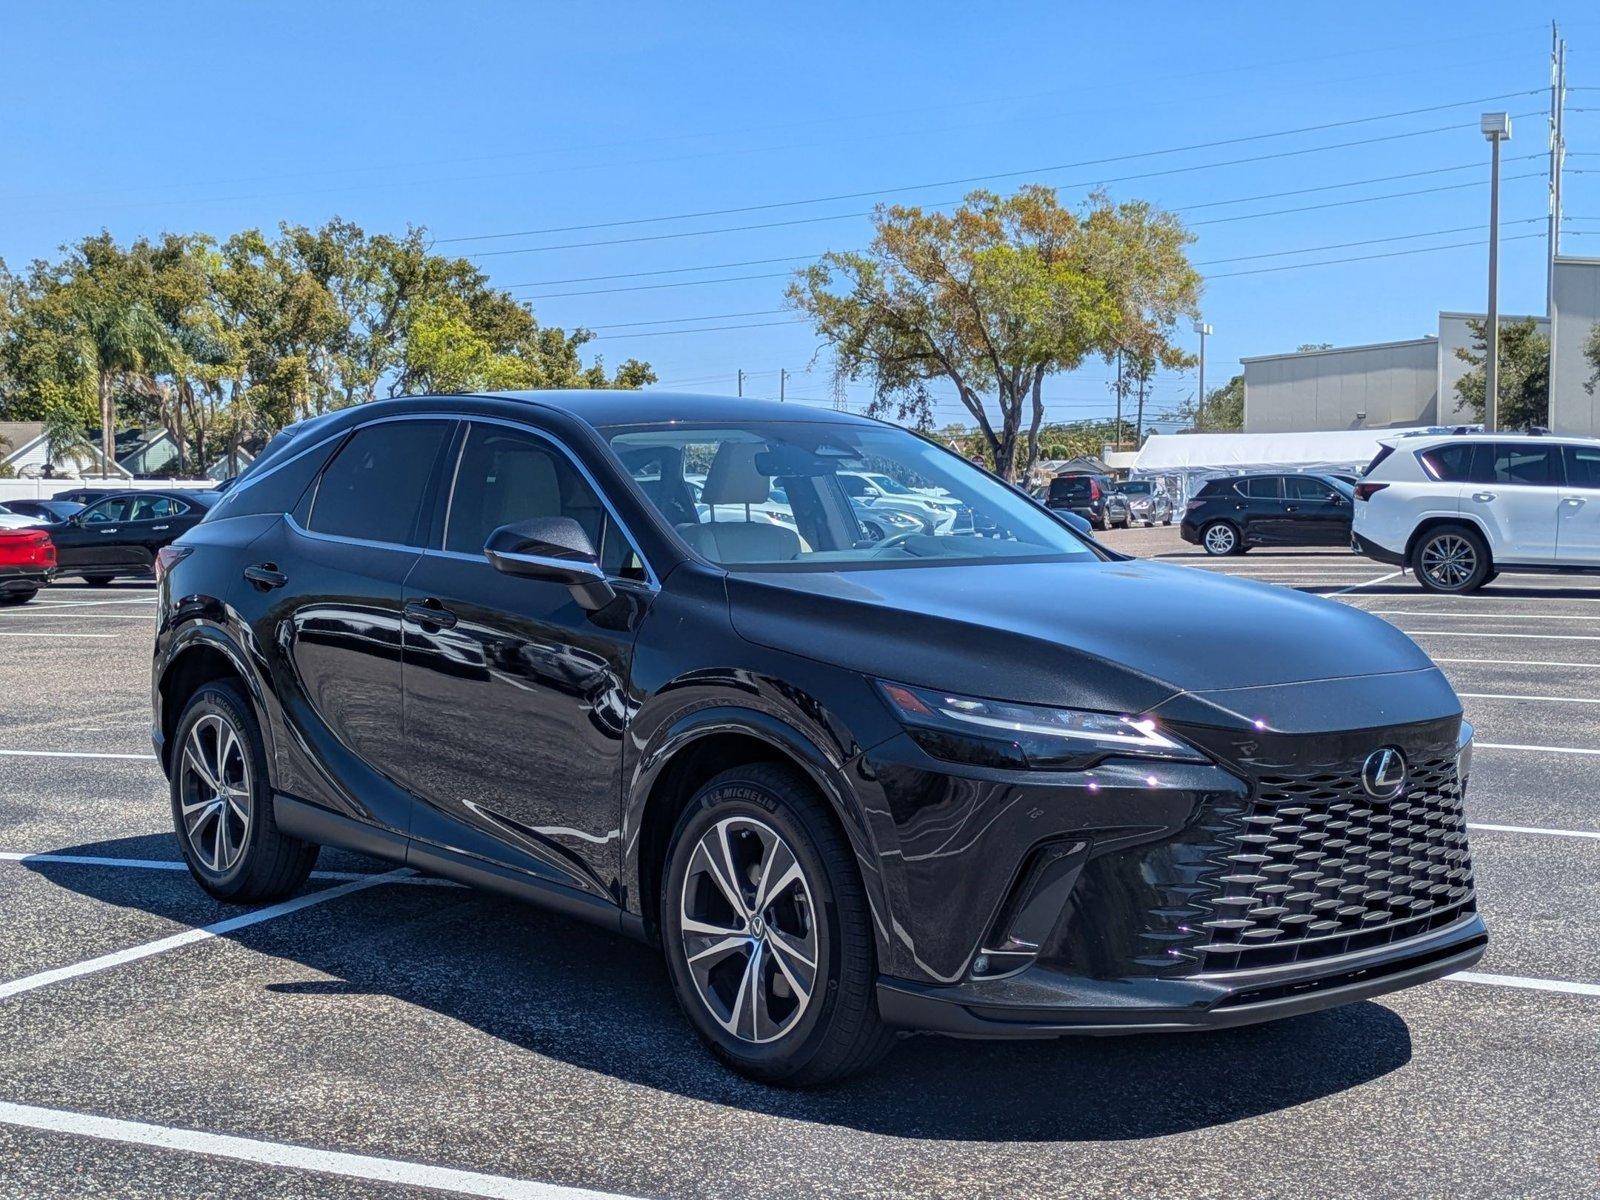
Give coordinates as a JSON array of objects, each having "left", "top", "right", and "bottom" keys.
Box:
[
  {"left": 1562, "top": 497, "right": 1585, "bottom": 507},
  {"left": 403, "top": 598, "right": 458, "bottom": 630},
  {"left": 1470, "top": 492, "right": 1496, "bottom": 503},
  {"left": 153, "top": 525, "right": 169, "bottom": 531},
  {"left": 100, "top": 527, "right": 119, "bottom": 534},
  {"left": 243, "top": 563, "right": 288, "bottom": 591}
]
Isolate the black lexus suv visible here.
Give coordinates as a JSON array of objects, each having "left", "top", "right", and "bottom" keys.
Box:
[{"left": 153, "top": 391, "right": 1485, "bottom": 1085}]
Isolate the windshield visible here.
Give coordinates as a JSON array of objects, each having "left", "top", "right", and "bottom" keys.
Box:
[
  {"left": 607, "top": 420, "right": 1096, "bottom": 569},
  {"left": 1120, "top": 481, "right": 1153, "bottom": 495}
]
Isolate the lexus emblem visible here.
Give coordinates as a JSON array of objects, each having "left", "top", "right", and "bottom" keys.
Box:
[{"left": 1361, "top": 747, "right": 1408, "bottom": 800}]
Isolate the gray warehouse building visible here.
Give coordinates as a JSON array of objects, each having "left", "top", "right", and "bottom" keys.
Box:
[{"left": 1242, "top": 256, "right": 1600, "bottom": 434}]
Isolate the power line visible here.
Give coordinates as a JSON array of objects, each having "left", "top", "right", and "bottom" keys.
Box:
[
  {"left": 589, "top": 318, "right": 807, "bottom": 341},
  {"left": 1190, "top": 170, "right": 1543, "bottom": 226},
  {"left": 586, "top": 308, "right": 788, "bottom": 331},
  {"left": 1196, "top": 217, "right": 1545, "bottom": 263},
  {"left": 1208, "top": 231, "right": 1544, "bottom": 279},
  {"left": 468, "top": 113, "right": 1543, "bottom": 260},
  {"left": 441, "top": 91, "right": 1541, "bottom": 246}
]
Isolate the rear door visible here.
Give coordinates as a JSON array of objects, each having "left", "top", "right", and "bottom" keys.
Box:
[
  {"left": 1557, "top": 443, "right": 1600, "bottom": 565},
  {"left": 252, "top": 416, "right": 456, "bottom": 834},
  {"left": 53, "top": 494, "right": 138, "bottom": 571},
  {"left": 1238, "top": 476, "right": 1286, "bottom": 543},
  {"left": 1461, "top": 441, "right": 1563, "bottom": 563}
]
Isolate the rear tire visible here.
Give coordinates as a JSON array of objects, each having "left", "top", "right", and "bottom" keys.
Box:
[
  {"left": 0, "top": 589, "right": 37, "bottom": 606},
  {"left": 1201, "top": 521, "right": 1243, "bottom": 556},
  {"left": 1412, "top": 524, "right": 1491, "bottom": 594},
  {"left": 82, "top": 574, "right": 115, "bottom": 587},
  {"left": 170, "top": 681, "right": 319, "bottom": 902},
  {"left": 661, "top": 763, "right": 893, "bottom": 1087}
]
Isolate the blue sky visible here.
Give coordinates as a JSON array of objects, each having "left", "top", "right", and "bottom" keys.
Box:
[{"left": 3, "top": 1, "right": 1597, "bottom": 428}]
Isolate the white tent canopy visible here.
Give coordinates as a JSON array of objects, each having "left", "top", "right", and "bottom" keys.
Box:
[{"left": 1131, "top": 428, "right": 1428, "bottom": 473}]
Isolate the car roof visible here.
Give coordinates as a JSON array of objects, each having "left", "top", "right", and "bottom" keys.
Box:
[
  {"left": 1379, "top": 432, "right": 1600, "bottom": 451},
  {"left": 475, "top": 390, "right": 877, "bottom": 429}
]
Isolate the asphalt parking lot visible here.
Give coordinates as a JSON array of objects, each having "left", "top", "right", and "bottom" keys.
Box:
[{"left": 0, "top": 543, "right": 1596, "bottom": 1200}]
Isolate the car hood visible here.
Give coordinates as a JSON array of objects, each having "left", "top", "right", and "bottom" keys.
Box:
[{"left": 724, "top": 558, "right": 1458, "bottom": 735}]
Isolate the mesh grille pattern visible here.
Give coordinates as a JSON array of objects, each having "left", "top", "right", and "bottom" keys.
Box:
[{"left": 1194, "top": 755, "right": 1475, "bottom": 972}]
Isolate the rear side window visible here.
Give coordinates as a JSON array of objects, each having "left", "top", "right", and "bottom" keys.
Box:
[
  {"left": 1483, "top": 442, "right": 1560, "bottom": 486},
  {"left": 310, "top": 420, "right": 451, "bottom": 546},
  {"left": 1419, "top": 443, "right": 1478, "bottom": 482},
  {"left": 1563, "top": 445, "right": 1600, "bottom": 488},
  {"left": 1362, "top": 445, "right": 1395, "bottom": 477},
  {"left": 1239, "top": 477, "right": 1281, "bottom": 500}
]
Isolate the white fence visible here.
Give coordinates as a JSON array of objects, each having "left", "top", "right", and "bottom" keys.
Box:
[{"left": 0, "top": 479, "right": 216, "bottom": 504}]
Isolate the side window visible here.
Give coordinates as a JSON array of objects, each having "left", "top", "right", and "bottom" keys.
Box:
[
  {"left": 83, "top": 497, "right": 133, "bottom": 523},
  {"left": 1563, "top": 445, "right": 1600, "bottom": 489},
  {"left": 309, "top": 420, "right": 450, "bottom": 546},
  {"left": 1419, "top": 443, "right": 1478, "bottom": 483},
  {"left": 1286, "top": 476, "right": 1336, "bottom": 502},
  {"left": 1485, "top": 442, "right": 1560, "bottom": 487},
  {"left": 839, "top": 476, "right": 871, "bottom": 498},
  {"left": 446, "top": 424, "right": 645, "bottom": 580},
  {"left": 1241, "top": 477, "right": 1281, "bottom": 500}
]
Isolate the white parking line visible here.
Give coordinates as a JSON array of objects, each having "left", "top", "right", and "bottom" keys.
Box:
[
  {"left": 0, "top": 869, "right": 410, "bottom": 1001},
  {"left": 1476, "top": 742, "right": 1600, "bottom": 757},
  {"left": 1405, "top": 631, "right": 1600, "bottom": 642},
  {"left": 1458, "top": 692, "right": 1600, "bottom": 704},
  {"left": 0, "top": 749, "right": 157, "bottom": 761},
  {"left": 0, "top": 611, "right": 155, "bottom": 620},
  {"left": 1329, "top": 570, "right": 1403, "bottom": 597},
  {"left": 0, "top": 850, "right": 462, "bottom": 884},
  {"left": 1371, "top": 610, "right": 1600, "bottom": 621},
  {"left": 1466, "top": 822, "right": 1600, "bottom": 841},
  {"left": 14, "top": 597, "right": 154, "bottom": 610},
  {"left": 1446, "top": 972, "right": 1600, "bottom": 998},
  {"left": 1432, "top": 657, "right": 1600, "bottom": 669},
  {"left": 0, "top": 1101, "right": 630, "bottom": 1200},
  {"left": 0, "top": 631, "right": 120, "bottom": 639}
]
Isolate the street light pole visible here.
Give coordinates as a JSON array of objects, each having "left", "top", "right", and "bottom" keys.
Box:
[
  {"left": 1481, "top": 112, "right": 1512, "bottom": 432},
  {"left": 1194, "top": 321, "right": 1213, "bottom": 427}
]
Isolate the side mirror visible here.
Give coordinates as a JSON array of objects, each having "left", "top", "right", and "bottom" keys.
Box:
[{"left": 483, "top": 517, "right": 616, "bottom": 612}]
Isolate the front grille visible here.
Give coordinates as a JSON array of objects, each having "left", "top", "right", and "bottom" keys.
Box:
[{"left": 1192, "top": 755, "right": 1475, "bottom": 972}]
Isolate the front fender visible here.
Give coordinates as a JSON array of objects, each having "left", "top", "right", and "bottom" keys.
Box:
[{"left": 620, "top": 677, "right": 907, "bottom": 974}]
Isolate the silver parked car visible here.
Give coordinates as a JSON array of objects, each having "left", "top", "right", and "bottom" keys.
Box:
[{"left": 1117, "top": 480, "right": 1172, "bottom": 527}]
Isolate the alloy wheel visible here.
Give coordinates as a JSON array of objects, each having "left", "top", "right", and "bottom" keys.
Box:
[
  {"left": 1204, "top": 524, "right": 1236, "bottom": 554},
  {"left": 678, "top": 815, "right": 819, "bottom": 1044},
  {"left": 1421, "top": 534, "right": 1477, "bottom": 590},
  {"left": 178, "top": 712, "right": 252, "bottom": 874}
]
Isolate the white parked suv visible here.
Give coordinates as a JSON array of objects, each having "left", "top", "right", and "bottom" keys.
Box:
[{"left": 1352, "top": 432, "right": 1600, "bottom": 593}]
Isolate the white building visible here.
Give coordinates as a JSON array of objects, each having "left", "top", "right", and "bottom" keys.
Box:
[{"left": 1241, "top": 257, "right": 1600, "bottom": 434}]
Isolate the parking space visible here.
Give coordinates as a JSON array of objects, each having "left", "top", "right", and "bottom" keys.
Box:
[{"left": 0, "top": 557, "right": 1597, "bottom": 1199}]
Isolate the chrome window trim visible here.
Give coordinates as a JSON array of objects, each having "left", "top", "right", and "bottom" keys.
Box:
[{"left": 278, "top": 409, "right": 658, "bottom": 589}]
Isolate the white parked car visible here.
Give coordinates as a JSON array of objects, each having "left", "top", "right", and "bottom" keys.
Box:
[
  {"left": 837, "top": 471, "right": 961, "bottom": 534},
  {"left": 1351, "top": 432, "right": 1600, "bottom": 593}
]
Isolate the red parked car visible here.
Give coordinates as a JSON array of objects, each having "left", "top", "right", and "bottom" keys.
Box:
[{"left": 0, "top": 528, "right": 57, "bottom": 605}]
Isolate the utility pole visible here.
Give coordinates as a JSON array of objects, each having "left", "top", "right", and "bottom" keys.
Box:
[
  {"left": 779, "top": 369, "right": 789, "bottom": 402},
  {"left": 1194, "top": 321, "right": 1213, "bottom": 428},
  {"left": 736, "top": 369, "right": 744, "bottom": 397},
  {"left": 1481, "top": 111, "right": 1512, "bottom": 432},
  {"left": 831, "top": 373, "right": 847, "bottom": 412},
  {"left": 1113, "top": 349, "right": 1124, "bottom": 447},
  {"left": 1547, "top": 23, "right": 1567, "bottom": 422}
]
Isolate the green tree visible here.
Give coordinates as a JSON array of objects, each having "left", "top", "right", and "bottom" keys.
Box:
[
  {"left": 1584, "top": 320, "right": 1600, "bottom": 396},
  {"left": 1454, "top": 317, "right": 1549, "bottom": 430},
  {"left": 1171, "top": 373, "right": 1244, "bottom": 431},
  {"left": 789, "top": 186, "right": 1200, "bottom": 481}
]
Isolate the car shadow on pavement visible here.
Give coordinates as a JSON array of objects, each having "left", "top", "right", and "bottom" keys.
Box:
[{"left": 32, "top": 833, "right": 1413, "bottom": 1143}]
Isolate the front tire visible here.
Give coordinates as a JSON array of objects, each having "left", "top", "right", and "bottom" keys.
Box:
[
  {"left": 661, "top": 763, "right": 892, "bottom": 1086},
  {"left": 1413, "top": 524, "right": 1491, "bottom": 594},
  {"left": 170, "top": 681, "right": 319, "bottom": 902},
  {"left": 1201, "top": 521, "right": 1242, "bottom": 556}
]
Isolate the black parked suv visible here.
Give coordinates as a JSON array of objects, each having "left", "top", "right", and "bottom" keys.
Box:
[
  {"left": 1181, "top": 472, "right": 1355, "bottom": 555},
  {"left": 154, "top": 392, "right": 1484, "bottom": 1084},
  {"left": 1044, "top": 473, "right": 1128, "bottom": 530},
  {"left": 47, "top": 489, "right": 216, "bottom": 584}
]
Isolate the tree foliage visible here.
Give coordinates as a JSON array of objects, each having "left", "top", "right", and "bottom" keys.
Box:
[
  {"left": 1171, "top": 373, "right": 1244, "bottom": 431},
  {"left": 1453, "top": 317, "right": 1549, "bottom": 431},
  {"left": 789, "top": 186, "right": 1200, "bottom": 481},
  {"left": 0, "top": 220, "right": 653, "bottom": 475},
  {"left": 1584, "top": 319, "right": 1600, "bottom": 396}
]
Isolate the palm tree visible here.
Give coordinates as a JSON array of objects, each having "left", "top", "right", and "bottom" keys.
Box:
[
  {"left": 67, "top": 293, "right": 171, "bottom": 477},
  {"left": 42, "top": 406, "right": 94, "bottom": 477}
]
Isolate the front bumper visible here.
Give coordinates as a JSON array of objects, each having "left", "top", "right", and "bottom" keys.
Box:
[{"left": 878, "top": 910, "right": 1486, "bottom": 1036}]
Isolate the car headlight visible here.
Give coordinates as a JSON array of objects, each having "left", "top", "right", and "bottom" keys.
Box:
[{"left": 878, "top": 681, "right": 1205, "bottom": 770}]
